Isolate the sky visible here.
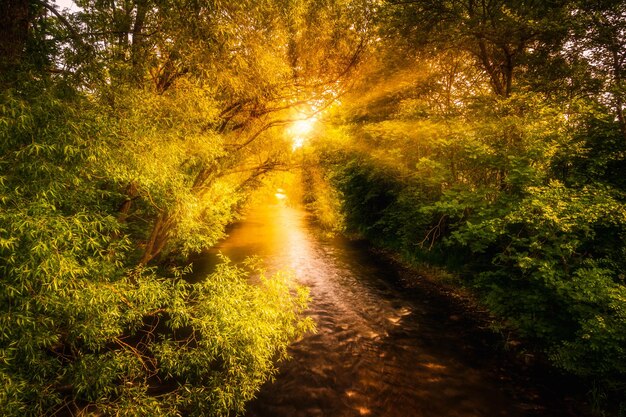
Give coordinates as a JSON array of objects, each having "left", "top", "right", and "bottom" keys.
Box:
[{"left": 54, "top": 0, "right": 80, "bottom": 12}]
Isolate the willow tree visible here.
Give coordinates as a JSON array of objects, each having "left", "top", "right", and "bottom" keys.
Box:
[
  {"left": 50, "top": 0, "right": 372, "bottom": 265},
  {"left": 0, "top": 0, "right": 371, "bottom": 415}
]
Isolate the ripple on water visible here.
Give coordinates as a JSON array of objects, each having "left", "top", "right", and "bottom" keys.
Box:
[{"left": 197, "top": 205, "right": 577, "bottom": 417}]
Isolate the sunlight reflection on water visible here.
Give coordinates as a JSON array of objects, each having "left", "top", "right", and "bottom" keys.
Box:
[{"left": 196, "top": 203, "right": 569, "bottom": 417}]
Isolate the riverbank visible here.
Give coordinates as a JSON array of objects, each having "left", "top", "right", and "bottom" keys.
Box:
[
  {"left": 192, "top": 202, "right": 592, "bottom": 416},
  {"left": 360, "top": 242, "right": 592, "bottom": 416}
]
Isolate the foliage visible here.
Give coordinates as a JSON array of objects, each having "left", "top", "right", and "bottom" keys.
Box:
[
  {"left": 324, "top": 104, "right": 626, "bottom": 382},
  {"left": 301, "top": 153, "right": 346, "bottom": 234},
  {"left": 308, "top": 1, "right": 626, "bottom": 404},
  {"left": 0, "top": 0, "right": 370, "bottom": 413},
  {"left": 5, "top": 0, "right": 626, "bottom": 412},
  {"left": 0, "top": 83, "right": 313, "bottom": 416}
]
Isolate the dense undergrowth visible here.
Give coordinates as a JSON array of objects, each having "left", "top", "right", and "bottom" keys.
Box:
[
  {"left": 0, "top": 81, "right": 314, "bottom": 416},
  {"left": 307, "top": 93, "right": 626, "bottom": 410},
  {"left": 302, "top": 1, "right": 626, "bottom": 409}
]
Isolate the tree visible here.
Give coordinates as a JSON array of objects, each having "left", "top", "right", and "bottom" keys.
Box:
[
  {"left": 309, "top": 0, "right": 626, "bottom": 406},
  {"left": 0, "top": 0, "right": 30, "bottom": 76},
  {"left": 567, "top": 0, "right": 626, "bottom": 140},
  {"left": 0, "top": 0, "right": 372, "bottom": 414},
  {"left": 381, "top": 0, "right": 569, "bottom": 97},
  {"left": 53, "top": 0, "right": 373, "bottom": 265}
]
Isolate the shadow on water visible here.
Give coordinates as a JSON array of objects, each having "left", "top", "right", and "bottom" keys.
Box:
[{"left": 194, "top": 203, "right": 584, "bottom": 417}]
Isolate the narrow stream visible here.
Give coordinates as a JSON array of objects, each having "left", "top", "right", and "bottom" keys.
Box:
[{"left": 195, "top": 203, "right": 580, "bottom": 417}]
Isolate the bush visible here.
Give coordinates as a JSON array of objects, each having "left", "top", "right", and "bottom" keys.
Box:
[{"left": 0, "top": 84, "right": 311, "bottom": 416}]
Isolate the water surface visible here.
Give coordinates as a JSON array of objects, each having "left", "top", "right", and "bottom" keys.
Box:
[{"left": 196, "top": 203, "right": 580, "bottom": 417}]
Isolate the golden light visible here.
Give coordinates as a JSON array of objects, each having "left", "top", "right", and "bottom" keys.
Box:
[
  {"left": 275, "top": 188, "right": 287, "bottom": 200},
  {"left": 292, "top": 137, "right": 305, "bottom": 151},
  {"left": 291, "top": 118, "right": 316, "bottom": 136},
  {"left": 288, "top": 117, "right": 317, "bottom": 151}
]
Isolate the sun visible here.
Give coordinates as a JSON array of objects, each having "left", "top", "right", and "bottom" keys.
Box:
[
  {"left": 288, "top": 117, "right": 317, "bottom": 150},
  {"left": 291, "top": 118, "right": 315, "bottom": 136}
]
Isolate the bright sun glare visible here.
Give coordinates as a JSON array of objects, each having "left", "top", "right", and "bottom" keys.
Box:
[
  {"left": 291, "top": 119, "right": 315, "bottom": 136},
  {"left": 288, "top": 117, "right": 317, "bottom": 151}
]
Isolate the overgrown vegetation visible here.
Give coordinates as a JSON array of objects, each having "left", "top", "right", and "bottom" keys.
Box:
[
  {"left": 306, "top": 0, "right": 626, "bottom": 410},
  {"left": 0, "top": 0, "right": 368, "bottom": 414},
  {"left": 3, "top": 0, "right": 626, "bottom": 414},
  {"left": 301, "top": 158, "right": 346, "bottom": 233}
]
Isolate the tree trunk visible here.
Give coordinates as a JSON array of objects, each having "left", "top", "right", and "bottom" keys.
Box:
[
  {"left": 0, "top": 0, "right": 30, "bottom": 80},
  {"left": 118, "top": 182, "right": 138, "bottom": 223},
  {"left": 131, "top": 0, "right": 149, "bottom": 76},
  {"left": 476, "top": 38, "right": 506, "bottom": 97},
  {"left": 611, "top": 47, "right": 626, "bottom": 141},
  {"left": 140, "top": 213, "right": 168, "bottom": 265}
]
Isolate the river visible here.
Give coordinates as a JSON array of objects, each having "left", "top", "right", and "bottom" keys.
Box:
[{"left": 195, "top": 202, "right": 581, "bottom": 417}]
